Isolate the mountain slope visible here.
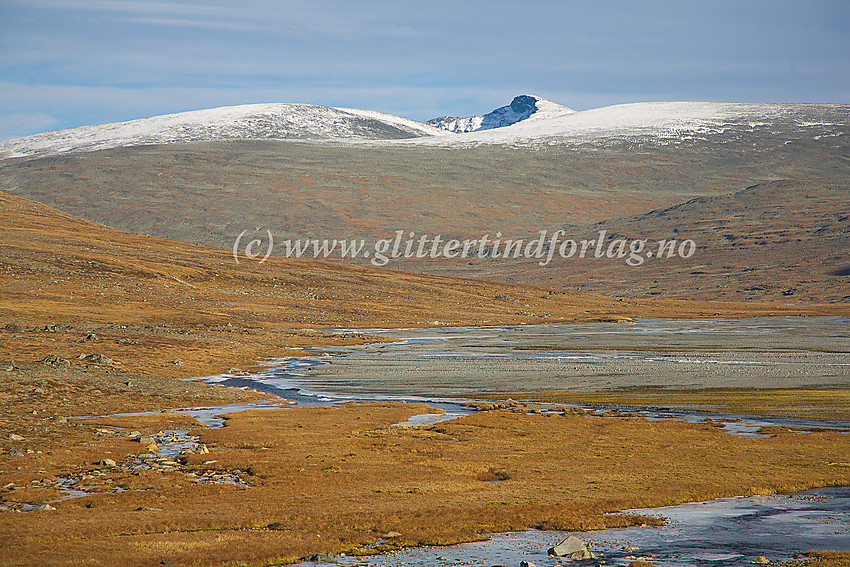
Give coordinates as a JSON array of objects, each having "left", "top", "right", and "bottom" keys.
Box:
[
  {"left": 2, "top": 101, "right": 847, "bottom": 303},
  {"left": 426, "top": 94, "right": 575, "bottom": 132},
  {"left": 412, "top": 178, "right": 850, "bottom": 303},
  {"left": 1, "top": 97, "right": 847, "bottom": 304},
  {"left": 3, "top": 188, "right": 818, "bottom": 340}
]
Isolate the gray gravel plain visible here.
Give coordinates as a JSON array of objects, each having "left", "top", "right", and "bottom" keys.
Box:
[{"left": 297, "top": 317, "right": 850, "bottom": 397}]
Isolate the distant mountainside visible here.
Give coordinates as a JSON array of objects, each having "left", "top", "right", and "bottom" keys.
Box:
[
  {"left": 413, "top": 178, "right": 850, "bottom": 303},
  {"left": 425, "top": 94, "right": 575, "bottom": 132},
  {"left": 1, "top": 96, "right": 847, "bottom": 303}
]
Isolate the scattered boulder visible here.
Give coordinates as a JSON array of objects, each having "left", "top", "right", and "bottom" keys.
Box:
[
  {"left": 135, "top": 506, "right": 163, "bottom": 512},
  {"left": 382, "top": 531, "right": 402, "bottom": 538},
  {"left": 752, "top": 557, "right": 771, "bottom": 565},
  {"left": 8, "top": 449, "right": 25, "bottom": 457},
  {"left": 548, "top": 536, "right": 595, "bottom": 560},
  {"left": 82, "top": 333, "right": 98, "bottom": 341},
  {"left": 32, "top": 504, "right": 56, "bottom": 511},
  {"left": 132, "top": 434, "right": 156, "bottom": 445},
  {"left": 99, "top": 458, "right": 117, "bottom": 467},
  {"left": 0, "top": 361, "right": 16, "bottom": 371},
  {"left": 520, "top": 562, "right": 537, "bottom": 567},
  {"left": 117, "top": 338, "right": 140, "bottom": 345},
  {"left": 227, "top": 367, "right": 243, "bottom": 374},
  {"left": 180, "top": 443, "right": 209, "bottom": 456},
  {"left": 41, "top": 355, "right": 69, "bottom": 366},
  {"left": 83, "top": 353, "right": 116, "bottom": 364},
  {"left": 168, "top": 359, "right": 183, "bottom": 366},
  {"left": 623, "top": 546, "right": 640, "bottom": 553},
  {"left": 4, "top": 323, "right": 23, "bottom": 333},
  {"left": 8, "top": 433, "right": 24, "bottom": 442}
]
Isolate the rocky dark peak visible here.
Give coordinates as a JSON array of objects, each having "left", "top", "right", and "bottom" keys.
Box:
[{"left": 509, "top": 95, "right": 539, "bottom": 115}]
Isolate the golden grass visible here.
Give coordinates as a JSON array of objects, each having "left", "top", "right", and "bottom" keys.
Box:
[
  {"left": 2, "top": 403, "right": 848, "bottom": 566},
  {"left": 488, "top": 388, "right": 850, "bottom": 422},
  {"left": 802, "top": 551, "right": 850, "bottom": 566},
  {"left": 1, "top": 192, "right": 848, "bottom": 566}
]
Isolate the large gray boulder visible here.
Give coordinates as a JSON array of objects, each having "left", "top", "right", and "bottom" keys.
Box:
[{"left": 548, "top": 535, "right": 595, "bottom": 560}]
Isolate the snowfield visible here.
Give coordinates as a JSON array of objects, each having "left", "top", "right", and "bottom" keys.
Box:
[{"left": 1, "top": 96, "right": 846, "bottom": 160}]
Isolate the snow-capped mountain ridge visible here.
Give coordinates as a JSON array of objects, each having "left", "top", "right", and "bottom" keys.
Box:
[
  {"left": 418, "top": 100, "right": 848, "bottom": 148},
  {"left": 1, "top": 97, "right": 846, "bottom": 160},
  {"left": 0, "top": 103, "right": 448, "bottom": 159},
  {"left": 426, "top": 94, "right": 575, "bottom": 133}
]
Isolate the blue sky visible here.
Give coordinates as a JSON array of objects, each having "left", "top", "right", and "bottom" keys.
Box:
[{"left": 1, "top": 0, "right": 848, "bottom": 140}]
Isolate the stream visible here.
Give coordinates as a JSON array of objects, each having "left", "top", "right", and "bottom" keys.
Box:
[{"left": 91, "top": 317, "right": 850, "bottom": 564}]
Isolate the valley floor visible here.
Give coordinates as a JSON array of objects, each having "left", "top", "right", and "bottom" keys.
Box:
[{"left": 1, "top": 192, "right": 849, "bottom": 566}]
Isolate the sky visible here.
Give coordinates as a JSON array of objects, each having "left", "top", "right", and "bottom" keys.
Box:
[{"left": 1, "top": 0, "right": 848, "bottom": 140}]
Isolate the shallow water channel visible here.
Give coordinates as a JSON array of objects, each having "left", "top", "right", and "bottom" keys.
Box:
[
  {"left": 187, "top": 317, "right": 849, "bottom": 565},
  {"left": 335, "top": 487, "right": 850, "bottom": 567},
  {"left": 195, "top": 316, "right": 850, "bottom": 433}
]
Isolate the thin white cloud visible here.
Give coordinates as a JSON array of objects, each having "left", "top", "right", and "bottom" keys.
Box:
[
  {"left": 112, "top": 16, "right": 260, "bottom": 32},
  {"left": 4, "top": 0, "right": 429, "bottom": 39},
  {"left": 7, "top": 0, "right": 224, "bottom": 16}
]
